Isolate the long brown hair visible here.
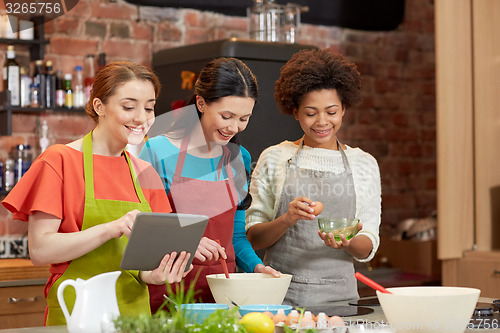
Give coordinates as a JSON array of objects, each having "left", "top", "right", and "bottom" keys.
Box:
[{"left": 85, "top": 61, "right": 161, "bottom": 123}]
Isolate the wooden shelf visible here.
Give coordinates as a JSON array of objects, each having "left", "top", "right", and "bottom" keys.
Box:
[
  {"left": 0, "top": 16, "right": 82, "bottom": 136},
  {"left": 0, "top": 38, "right": 49, "bottom": 46},
  {"left": 0, "top": 91, "right": 86, "bottom": 136},
  {"left": 0, "top": 16, "right": 47, "bottom": 61},
  {"left": 0, "top": 106, "right": 85, "bottom": 113}
]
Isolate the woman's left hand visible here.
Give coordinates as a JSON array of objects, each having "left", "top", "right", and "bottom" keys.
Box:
[
  {"left": 318, "top": 223, "right": 363, "bottom": 250},
  {"left": 140, "top": 251, "right": 193, "bottom": 285},
  {"left": 254, "top": 263, "right": 281, "bottom": 278}
]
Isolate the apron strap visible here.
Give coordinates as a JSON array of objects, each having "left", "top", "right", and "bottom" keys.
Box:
[
  {"left": 220, "top": 146, "right": 237, "bottom": 207},
  {"left": 217, "top": 146, "right": 235, "bottom": 180},
  {"left": 289, "top": 136, "right": 352, "bottom": 174},
  {"left": 83, "top": 132, "right": 95, "bottom": 201},
  {"left": 123, "top": 151, "right": 148, "bottom": 204},
  {"left": 337, "top": 140, "right": 353, "bottom": 174},
  {"left": 173, "top": 135, "right": 189, "bottom": 182}
]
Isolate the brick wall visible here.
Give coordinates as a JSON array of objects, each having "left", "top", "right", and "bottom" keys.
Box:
[{"left": 0, "top": 0, "right": 436, "bottom": 233}]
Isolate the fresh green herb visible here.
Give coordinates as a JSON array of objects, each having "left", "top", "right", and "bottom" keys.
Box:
[
  {"left": 114, "top": 274, "right": 245, "bottom": 333},
  {"left": 114, "top": 275, "right": 322, "bottom": 333}
]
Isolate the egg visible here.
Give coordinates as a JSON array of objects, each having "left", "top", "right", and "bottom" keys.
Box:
[
  {"left": 262, "top": 311, "right": 274, "bottom": 320},
  {"left": 299, "top": 311, "right": 316, "bottom": 330},
  {"left": 316, "top": 312, "right": 329, "bottom": 329},
  {"left": 273, "top": 309, "right": 287, "bottom": 324},
  {"left": 311, "top": 201, "right": 324, "bottom": 216},
  {"left": 328, "top": 315, "right": 345, "bottom": 328},
  {"left": 285, "top": 310, "right": 300, "bottom": 327}
]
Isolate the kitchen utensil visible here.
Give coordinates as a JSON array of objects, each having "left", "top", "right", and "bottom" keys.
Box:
[
  {"left": 215, "top": 239, "right": 230, "bottom": 278},
  {"left": 354, "top": 272, "right": 392, "bottom": 294},
  {"left": 178, "top": 303, "right": 229, "bottom": 324},
  {"left": 318, "top": 218, "right": 359, "bottom": 241},
  {"left": 238, "top": 304, "right": 293, "bottom": 317},
  {"left": 377, "top": 286, "right": 480, "bottom": 333},
  {"left": 224, "top": 295, "right": 240, "bottom": 307},
  {"left": 57, "top": 271, "right": 121, "bottom": 333},
  {"left": 163, "top": 294, "right": 178, "bottom": 307},
  {"left": 207, "top": 273, "right": 292, "bottom": 307}
]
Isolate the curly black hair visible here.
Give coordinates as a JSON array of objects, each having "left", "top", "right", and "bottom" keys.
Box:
[{"left": 274, "top": 48, "right": 362, "bottom": 115}]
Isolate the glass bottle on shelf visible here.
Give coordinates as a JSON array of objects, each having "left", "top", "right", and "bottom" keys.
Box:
[
  {"left": 39, "top": 120, "right": 50, "bottom": 154},
  {"left": 248, "top": 0, "right": 266, "bottom": 41},
  {"left": 3, "top": 158, "right": 15, "bottom": 191},
  {"left": 64, "top": 73, "right": 73, "bottom": 109},
  {"left": 264, "top": 0, "right": 283, "bottom": 42},
  {"left": 33, "top": 60, "right": 46, "bottom": 108},
  {"left": 55, "top": 70, "right": 65, "bottom": 108},
  {"left": 83, "top": 54, "right": 95, "bottom": 103},
  {"left": 15, "top": 144, "right": 32, "bottom": 184},
  {"left": 98, "top": 53, "right": 106, "bottom": 72},
  {"left": 45, "top": 60, "right": 56, "bottom": 109},
  {"left": 19, "top": 67, "right": 32, "bottom": 108},
  {"left": 30, "top": 82, "right": 40, "bottom": 108},
  {"left": 2, "top": 45, "right": 20, "bottom": 106},
  {"left": 73, "top": 66, "right": 84, "bottom": 108}
]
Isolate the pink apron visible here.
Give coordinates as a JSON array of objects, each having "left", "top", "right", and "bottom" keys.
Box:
[{"left": 149, "top": 137, "right": 239, "bottom": 312}]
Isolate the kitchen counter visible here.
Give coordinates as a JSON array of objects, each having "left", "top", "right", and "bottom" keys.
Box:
[
  {"left": 0, "top": 259, "right": 50, "bottom": 281},
  {"left": 0, "top": 297, "right": 497, "bottom": 332},
  {"left": 0, "top": 259, "right": 50, "bottom": 330},
  {"left": 342, "top": 297, "right": 500, "bottom": 332}
]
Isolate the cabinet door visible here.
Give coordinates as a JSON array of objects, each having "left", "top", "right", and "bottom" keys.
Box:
[
  {"left": 0, "top": 285, "right": 46, "bottom": 329},
  {"left": 435, "top": 0, "right": 475, "bottom": 260},
  {"left": 473, "top": 0, "right": 500, "bottom": 251},
  {"left": 457, "top": 257, "right": 500, "bottom": 298}
]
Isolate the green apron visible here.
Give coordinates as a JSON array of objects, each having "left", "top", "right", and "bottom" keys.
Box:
[{"left": 46, "top": 131, "right": 152, "bottom": 326}]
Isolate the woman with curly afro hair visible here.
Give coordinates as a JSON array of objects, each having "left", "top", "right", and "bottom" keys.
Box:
[{"left": 245, "top": 48, "right": 381, "bottom": 306}]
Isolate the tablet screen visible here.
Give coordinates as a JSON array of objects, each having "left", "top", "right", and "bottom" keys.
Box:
[{"left": 120, "top": 212, "right": 208, "bottom": 271}]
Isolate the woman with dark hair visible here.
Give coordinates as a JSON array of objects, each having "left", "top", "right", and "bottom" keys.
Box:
[
  {"left": 2, "top": 62, "right": 192, "bottom": 325},
  {"left": 245, "top": 49, "right": 382, "bottom": 306},
  {"left": 140, "top": 57, "right": 279, "bottom": 311}
]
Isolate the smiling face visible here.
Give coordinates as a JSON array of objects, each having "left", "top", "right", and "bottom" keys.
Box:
[
  {"left": 95, "top": 79, "right": 156, "bottom": 150},
  {"left": 294, "top": 89, "right": 345, "bottom": 149},
  {"left": 197, "top": 95, "right": 255, "bottom": 145}
]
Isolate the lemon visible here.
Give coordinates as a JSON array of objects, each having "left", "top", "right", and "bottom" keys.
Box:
[{"left": 239, "top": 312, "right": 275, "bottom": 333}]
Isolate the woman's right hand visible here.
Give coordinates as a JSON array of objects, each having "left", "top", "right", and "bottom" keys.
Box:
[
  {"left": 140, "top": 251, "right": 193, "bottom": 284},
  {"left": 283, "top": 196, "right": 317, "bottom": 225},
  {"left": 108, "top": 209, "right": 141, "bottom": 239},
  {"left": 194, "top": 237, "right": 227, "bottom": 262}
]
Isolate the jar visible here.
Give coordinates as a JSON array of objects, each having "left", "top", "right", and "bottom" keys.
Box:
[{"left": 4, "top": 159, "right": 15, "bottom": 191}]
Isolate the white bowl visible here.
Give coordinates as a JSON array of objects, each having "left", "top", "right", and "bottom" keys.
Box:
[
  {"left": 206, "top": 273, "right": 292, "bottom": 307},
  {"left": 377, "top": 286, "right": 480, "bottom": 333}
]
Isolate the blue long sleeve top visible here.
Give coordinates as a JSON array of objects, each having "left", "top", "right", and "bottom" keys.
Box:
[{"left": 138, "top": 135, "right": 262, "bottom": 273}]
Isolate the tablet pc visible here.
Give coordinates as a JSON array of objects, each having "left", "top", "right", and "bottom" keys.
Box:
[{"left": 120, "top": 212, "right": 208, "bottom": 271}]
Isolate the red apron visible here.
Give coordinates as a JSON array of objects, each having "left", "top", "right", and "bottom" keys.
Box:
[{"left": 149, "top": 137, "right": 239, "bottom": 312}]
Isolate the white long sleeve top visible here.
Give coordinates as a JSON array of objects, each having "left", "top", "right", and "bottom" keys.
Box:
[{"left": 245, "top": 141, "right": 382, "bottom": 262}]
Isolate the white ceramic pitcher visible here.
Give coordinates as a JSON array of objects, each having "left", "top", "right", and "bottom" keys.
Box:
[{"left": 57, "top": 271, "right": 121, "bottom": 333}]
